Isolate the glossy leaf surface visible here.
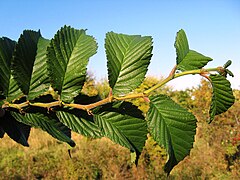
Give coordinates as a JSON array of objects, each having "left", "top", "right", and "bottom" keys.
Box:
[
  {"left": 147, "top": 95, "right": 196, "bottom": 174},
  {"left": 28, "top": 37, "right": 51, "bottom": 100},
  {"left": 93, "top": 102, "right": 147, "bottom": 154},
  {"left": 47, "top": 26, "right": 97, "bottom": 102},
  {"left": 209, "top": 74, "right": 235, "bottom": 122},
  {"left": 105, "top": 32, "right": 152, "bottom": 95},
  {"left": 175, "top": 29, "right": 212, "bottom": 71},
  {"left": 12, "top": 30, "right": 41, "bottom": 95}
]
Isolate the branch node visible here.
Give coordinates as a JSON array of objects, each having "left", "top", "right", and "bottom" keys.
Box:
[
  {"left": 87, "top": 109, "right": 93, "bottom": 115},
  {"left": 19, "top": 108, "right": 25, "bottom": 114},
  {"left": 108, "top": 88, "right": 113, "bottom": 102},
  {"left": 143, "top": 96, "right": 150, "bottom": 103},
  {"left": 169, "top": 65, "right": 177, "bottom": 79},
  {"left": 200, "top": 71, "right": 211, "bottom": 81}
]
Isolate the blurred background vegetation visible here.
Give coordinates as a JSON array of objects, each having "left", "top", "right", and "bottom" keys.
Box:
[{"left": 0, "top": 75, "right": 239, "bottom": 179}]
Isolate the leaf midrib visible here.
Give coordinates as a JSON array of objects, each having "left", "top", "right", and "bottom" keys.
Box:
[
  {"left": 60, "top": 32, "right": 83, "bottom": 95},
  {"left": 114, "top": 37, "right": 148, "bottom": 86}
]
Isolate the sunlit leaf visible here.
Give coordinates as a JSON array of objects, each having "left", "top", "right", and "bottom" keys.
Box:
[
  {"left": 47, "top": 25, "right": 97, "bottom": 102},
  {"left": 175, "top": 29, "right": 212, "bottom": 71},
  {"left": 209, "top": 74, "right": 235, "bottom": 122},
  {"left": 105, "top": 32, "right": 152, "bottom": 95},
  {"left": 147, "top": 95, "right": 196, "bottom": 174},
  {"left": 0, "top": 37, "right": 23, "bottom": 102},
  {"left": 28, "top": 37, "right": 51, "bottom": 100},
  {"left": 93, "top": 102, "right": 147, "bottom": 154},
  {"left": 7, "top": 76, "right": 24, "bottom": 102},
  {"left": 12, "top": 30, "right": 41, "bottom": 95},
  {"left": 0, "top": 37, "right": 16, "bottom": 96}
]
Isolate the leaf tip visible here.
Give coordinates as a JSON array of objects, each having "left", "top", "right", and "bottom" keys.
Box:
[{"left": 69, "top": 140, "right": 76, "bottom": 147}]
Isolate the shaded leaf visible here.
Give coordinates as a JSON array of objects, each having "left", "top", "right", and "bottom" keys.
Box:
[
  {"left": 28, "top": 37, "right": 51, "bottom": 100},
  {"left": 93, "top": 102, "right": 147, "bottom": 154},
  {"left": 0, "top": 111, "right": 30, "bottom": 146},
  {"left": 175, "top": 29, "right": 212, "bottom": 71},
  {"left": 11, "top": 112, "right": 75, "bottom": 147},
  {"left": 12, "top": 30, "right": 41, "bottom": 95},
  {"left": 47, "top": 25, "right": 97, "bottom": 102},
  {"left": 7, "top": 75, "right": 24, "bottom": 102},
  {"left": 105, "top": 32, "right": 152, "bottom": 95},
  {"left": 57, "top": 110, "right": 102, "bottom": 138},
  {"left": 0, "top": 37, "right": 23, "bottom": 102},
  {"left": 57, "top": 94, "right": 102, "bottom": 138},
  {"left": 0, "top": 126, "right": 4, "bottom": 138},
  {"left": 0, "top": 37, "right": 16, "bottom": 96},
  {"left": 209, "top": 74, "right": 235, "bottom": 123},
  {"left": 147, "top": 95, "right": 196, "bottom": 174}
]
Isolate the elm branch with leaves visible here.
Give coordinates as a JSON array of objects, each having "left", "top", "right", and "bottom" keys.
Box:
[{"left": 0, "top": 26, "right": 235, "bottom": 174}]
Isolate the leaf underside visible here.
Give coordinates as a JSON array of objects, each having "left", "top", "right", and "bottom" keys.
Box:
[
  {"left": 0, "top": 111, "right": 30, "bottom": 146},
  {"left": 11, "top": 112, "right": 75, "bottom": 147},
  {"left": 175, "top": 29, "right": 212, "bottom": 71},
  {"left": 209, "top": 74, "right": 235, "bottom": 122},
  {"left": 93, "top": 101, "right": 148, "bottom": 154},
  {"left": 105, "top": 32, "right": 153, "bottom": 95},
  {"left": 47, "top": 25, "right": 97, "bottom": 102},
  {"left": 0, "top": 127, "right": 4, "bottom": 138},
  {"left": 57, "top": 110, "right": 102, "bottom": 138},
  {"left": 147, "top": 95, "right": 196, "bottom": 174}
]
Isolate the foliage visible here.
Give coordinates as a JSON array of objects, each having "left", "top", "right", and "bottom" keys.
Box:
[
  {"left": 0, "top": 80, "right": 239, "bottom": 179},
  {"left": 0, "top": 26, "right": 235, "bottom": 174}
]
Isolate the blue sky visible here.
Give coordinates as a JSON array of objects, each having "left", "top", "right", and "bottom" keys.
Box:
[{"left": 0, "top": 0, "right": 239, "bottom": 89}]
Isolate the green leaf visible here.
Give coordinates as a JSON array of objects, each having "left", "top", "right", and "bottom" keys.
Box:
[
  {"left": 147, "top": 95, "right": 196, "bottom": 174},
  {"left": 0, "top": 37, "right": 16, "bottom": 96},
  {"left": 175, "top": 29, "right": 212, "bottom": 71},
  {"left": 57, "top": 110, "right": 102, "bottom": 138},
  {"left": 56, "top": 94, "right": 102, "bottom": 138},
  {"left": 93, "top": 102, "right": 147, "bottom": 154},
  {"left": 28, "top": 37, "right": 51, "bottom": 100},
  {"left": 12, "top": 30, "right": 41, "bottom": 95},
  {"left": 0, "top": 100, "right": 4, "bottom": 107},
  {"left": 105, "top": 32, "right": 153, "bottom": 95},
  {"left": 11, "top": 112, "right": 75, "bottom": 147},
  {"left": 7, "top": 75, "right": 24, "bottom": 102},
  {"left": 209, "top": 74, "right": 235, "bottom": 123},
  {"left": 0, "top": 127, "right": 4, "bottom": 138},
  {"left": 47, "top": 25, "right": 97, "bottom": 102},
  {"left": 0, "top": 111, "right": 30, "bottom": 146},
  {"left": 0, "top": 37, "right": 23, "bottom": 101}
]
